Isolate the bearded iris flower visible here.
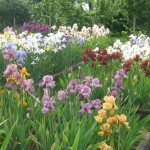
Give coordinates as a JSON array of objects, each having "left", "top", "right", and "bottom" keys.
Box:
[
  {"left": 15, "top": 50, "right": 27, "bottom": 63},
  {"left": 21, "top": 67, "right": 30, "bottom": 78},
  {"left": 99, "top": 143, "right": 113, "bottom": 150}
]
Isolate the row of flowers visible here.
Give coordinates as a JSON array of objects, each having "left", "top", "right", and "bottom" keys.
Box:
[
  {"left": 107, "top": 34, "right": 150, "bottom": 60},
  {"left": 81, "top": 46, "right": 150, "bottom": 76},
  {"left": 22, "top": 20, "right": 110, "bottom": 38},
  {"left": 0, "top": 24, "right": 109, "bottom": 54},
  {"left": 2, "top": 46, "right": 130, "bottom": 117}
]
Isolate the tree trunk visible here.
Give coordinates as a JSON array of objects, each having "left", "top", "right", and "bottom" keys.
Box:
[{"left": 133, "top": 15, "right": 136, "bottom": 34}]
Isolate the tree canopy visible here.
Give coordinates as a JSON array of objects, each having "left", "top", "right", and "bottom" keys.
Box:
[{"left": 0, "top": 0, "right": 150, "bottom": 34}]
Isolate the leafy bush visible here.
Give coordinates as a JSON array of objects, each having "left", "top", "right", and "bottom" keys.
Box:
[{"left": 0, "top": 0, "right": 30, "bottom": 31}]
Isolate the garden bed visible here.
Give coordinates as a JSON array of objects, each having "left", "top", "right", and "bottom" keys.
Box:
[{"left": 0, "top": 29, "right": 150, "bottom": 150}]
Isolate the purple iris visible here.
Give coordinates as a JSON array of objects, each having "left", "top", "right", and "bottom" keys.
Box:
[
  {"left": 15, "top": 50, "right": 27, "bottom": 63},
  {"left": 77, "top": 37, "right": 85, "bottom": 44}
]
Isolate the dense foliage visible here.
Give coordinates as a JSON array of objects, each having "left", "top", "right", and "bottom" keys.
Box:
[
  {"left": 0, "top": 0, "right": 150, "bottom": 34},
  {"left": 0, "top": 0, "right": 30, "bottom": 31}
]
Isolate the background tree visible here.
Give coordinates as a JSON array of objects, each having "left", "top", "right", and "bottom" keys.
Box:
[
  {"left": 30, "top": 0, "right": 77, "bottom": 26},
  {"left": 126, "top": 0, "right": 150, "bottom": 33},
  {"left": 0, "top": 0, "right": 150, "bottom": 34},
  {"left": 0, "top": 0, "right": 30, "bottom": 31}
]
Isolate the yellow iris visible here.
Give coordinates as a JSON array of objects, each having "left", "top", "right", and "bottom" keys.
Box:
[
  {"left": 107, "top": 116, "right": 118, "bottom": 125},
  {"left": 94, "top": 109, "right": 106, "bottom": 123},
  {"left": 99, "top": 142, "right": 113, "bottom": 150},
  {"left": 104, "top": 96, "right": 116, "bottom": 105},
  {"left": 103, "top": 102, "right": 113, "bottom": 110},
  {"left": 117, "top": 114, "right": 130, "bottom": 129},
  {"left": 21, "top": 67, "right": 30, "bottom": 78},
  {"left": 103, "top": 96, "right": 118, "bottom": 110},
  {"left": 98, "top": 123, "right": 112, "bottom": 136}
]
